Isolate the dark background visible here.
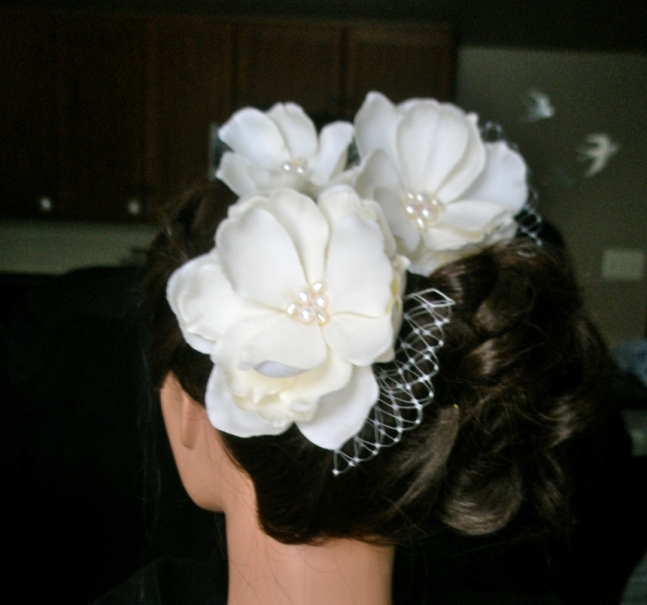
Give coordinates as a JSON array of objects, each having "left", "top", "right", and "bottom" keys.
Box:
[{"left": 2, "top": 0, "right": 646, "bottom": 53}]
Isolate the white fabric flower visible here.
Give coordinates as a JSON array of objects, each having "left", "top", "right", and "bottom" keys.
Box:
[
  {"left": 216, "top": 102, "right": 354, "bottom": 197},
  {"left": 353, "top": 92, "right": 528, "bottom": 276},
  {"left": 167, "top": 186, "right": 407, "bottom": 450}
]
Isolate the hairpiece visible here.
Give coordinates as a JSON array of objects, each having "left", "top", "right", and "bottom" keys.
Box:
[
  {"left": 167, "top": 92, "right": 536, "bottom": 472},
  {"left": 353, "top": 92, "right": 531, "bottom": 276},
  {"left": 168, "top": 186, "right": 408, "bottom": 450},
  {"left": 216, "top": 102, "right": 354, "bottom": 198}
]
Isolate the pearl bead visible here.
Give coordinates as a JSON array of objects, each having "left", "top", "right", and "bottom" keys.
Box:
[
  {"left": 298, "top": 306, "right": 315, "bottom": 323},
  {"left": 297, "top": 290, "right": 311, "bottom": 304},
  {"left": 315, "top": 310, "right": 329, "bottom": 324},
  {"left": 281, "top": 157, "right": 309, "bottom": 176},
  {"left": 313, "top": 294, "right": 328, "bottom": 309}
]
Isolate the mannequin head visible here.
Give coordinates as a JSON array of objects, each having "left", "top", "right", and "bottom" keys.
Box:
[
  {"left": 159, "top": 370, "right": 253, "bottom": 513},
  {"left": 145, "top": 180, "right": 613, "bottom": 546}
]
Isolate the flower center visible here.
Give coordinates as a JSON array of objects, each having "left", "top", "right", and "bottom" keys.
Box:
[
  {"left": 402, "top": 191, "right": 443, "bottom": 231},
  {"left": 286, "top": 282, "right": 329, "bottom": 325},
  {"left": 281, "top": 157, "right": 309, "bottom": 176}
]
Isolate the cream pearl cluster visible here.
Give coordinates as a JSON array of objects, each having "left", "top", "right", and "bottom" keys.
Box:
[
  {"left": 286, "top": 282, "right": 330, "bottom": 325},
  {"left": 402, "top": 191, "right": 443, "bottom": 231}
]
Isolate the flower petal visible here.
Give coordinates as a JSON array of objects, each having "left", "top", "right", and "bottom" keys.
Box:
[
  {"left": 264, "top": 189, "right": 329, "bottom": 284},
  {"left": 374, "top": 187, "right": 421, "bottom": 254},
  {"left": 296, "top": 366, "right": 379, "bottom": 450},
  {"left": 223, "top": 348, "right": 353, "bottom": 423},
  {"left": 459, "top": 142, "right": 528, "bottom": 212},
  {"left": 279, "top": 351, "right": 353, "bottom": 414},
  {"left": 252, "top": 361, "right": 306, "bottom": 378},
  {"left": 217, "top": 205, "right": 307, "bottom": 309},
  {"left": 309, "top": 121, "right": 354, "bottom": 186},
  {"left": 266, "top": 102, "right": 318, "bottom": 161},
  {"left": 354, "top": 92, "right": 400, "bottom": 169},
  {"left": 435, "top": 112, "right": 486, "bottom": 202},
  {"left": 408, "top": 246, "right": 466, "bottom": 277},
  {"left": 219, "top": 107, "right": 290, "bottom": 169},
  {"left": 318, "top": 184, "right": 399, "bottom": 260},
  {"left": 325, "top": 213, "right": 393, "bottom": 317},
  {"left": 353, "top": 149, "right": 401, "bottom": 201},
  {"left": 166, "top": 251, "right": 266, "bottom": 354},
  {"left": 205, "top": 367, "right": 291, "bottom": 437},
  {"left": 438, "top": 200, "right": 511, "bottom": 233},
  {"left": 323, "top": 311, "right": 394, "bottom": 366},
  {"left": 397, "top": 101, "right": 475, "bottom": 196},
  {"left": 216, "top": 152, "right": 273, "bottom": 196},
  {"left": 239, "top": 313, "right": 328, "bottom": 371},
  {"left": 421, "top": 224, "right": 485, "bottom": 250}
]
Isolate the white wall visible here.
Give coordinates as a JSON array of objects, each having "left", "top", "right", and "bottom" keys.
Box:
[
  {"left": 456, "top": 47, "right": 647, "bottom": 346},
  {"left": 0, "top": 220, "right": 156, "bottom": 274}
]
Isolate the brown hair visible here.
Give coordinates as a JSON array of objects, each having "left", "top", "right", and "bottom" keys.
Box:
[{"left": 145, "top": 181, "right": 613, "bottom": 545}]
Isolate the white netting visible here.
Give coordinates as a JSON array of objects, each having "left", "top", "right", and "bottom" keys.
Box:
[
  {"left": 333, "top": 288, "right": 455, "bottom": 475},
  {"left": 515, "top": 188, "right": 543, "bottom": 244}
]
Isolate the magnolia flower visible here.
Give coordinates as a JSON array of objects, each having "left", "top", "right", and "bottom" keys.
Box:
[
  {"left": 353, "top": 92, "right": 528, "bottom": 276},
  {"left": 216, "top": 102, "right": 354, "bottom": 197},
  {"left": 167, "top": 186, "right": 407, "bottom": 450}
]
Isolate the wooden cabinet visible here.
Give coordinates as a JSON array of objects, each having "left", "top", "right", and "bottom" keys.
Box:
[
  {"left": 345, "top": 24, "right": 454, "bottom": 115},
  {"left": 0, "top": 13, "right": 58, "bottom": 220},
  {"left": 56, "top": 14, "right": 148, "bottom": 222},
  {"left": 235, "top": 22, "right": 343, "bottom": 126},
  {"left": 145, "top": 16, "right": 234, "bottom": 207},
  {"left": 0, "top": 13, "right": 454, "bottom": 223},
  {"left": 234, "top": 21, "right": 453, "bottom": 123},
  {"left": 0, "top": 12, "right": 151, "bottom": 222}
]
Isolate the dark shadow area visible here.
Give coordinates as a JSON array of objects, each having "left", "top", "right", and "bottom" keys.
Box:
[{"left": 1, "top": 266, "right": 645, "bottom": 603}]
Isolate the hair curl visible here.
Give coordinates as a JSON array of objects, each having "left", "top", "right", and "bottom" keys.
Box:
[{"left": 145, "top": 182, "right": 613, "bottom": 545}]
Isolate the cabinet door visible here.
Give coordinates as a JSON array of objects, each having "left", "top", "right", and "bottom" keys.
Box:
[
  {"left": 235, "top": 22, "right": 342, "bottom": 127},
  {"left": 56, "top": 14, "right": 147, "bottom": 222},
  {"left": 0, "top": 12, "right": 59, "bottom": 219},
  {"left": 145, "top": 16, "right": 234, "bottom": 206},
  {"left": 345, "top": 24, "right": 454, "bottom": 117}
]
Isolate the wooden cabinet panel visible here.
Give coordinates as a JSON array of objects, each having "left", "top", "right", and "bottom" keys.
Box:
[
  {"left": 0, "top": 13, "right": 59, "bottom": 219},
  {"left": 345, "top": 24, "right": 454, "bottom": 117},
  {"left": 56, "top": 14, "right": 147, "bottom": 222},
  {"left": 235, "top": 22, "right": 342, "bottom": 126},
  {"left": 145, "top": 16, "right": 234, "bottom": 204},
  {"left": 1, "top": 14, "right": 454, "bottom": 224}
]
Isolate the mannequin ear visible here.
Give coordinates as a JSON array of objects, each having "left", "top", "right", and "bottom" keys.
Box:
[
  {"left": 160, "top": 373, "right": 206, "bottom": 450},
  {"left": 179, "top": 389, "right": 205, "bottom": 450},
  {"left": 160, "top": 372, "right": 248, "bottom": 512}
]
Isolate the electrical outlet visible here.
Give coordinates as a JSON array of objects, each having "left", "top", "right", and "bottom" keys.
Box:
[{"left": 601, "top": 249, "right": 645, "bottom": 281}]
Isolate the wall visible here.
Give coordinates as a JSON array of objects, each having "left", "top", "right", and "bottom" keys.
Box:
[
  {"left": 0, "top": 220, "right": 156, "bottom": 273},
  {"left": 455, "top": 47, "right": 646, "bottom": 346}
]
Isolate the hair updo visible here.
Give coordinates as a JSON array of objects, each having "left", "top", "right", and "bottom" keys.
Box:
[{"left": 145, "top": 182, "right": 613, "bottom": 546}]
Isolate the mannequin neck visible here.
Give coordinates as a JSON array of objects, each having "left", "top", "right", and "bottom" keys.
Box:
[{"left": 224, "top": 492, "right": 394, "bottom": 605}]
